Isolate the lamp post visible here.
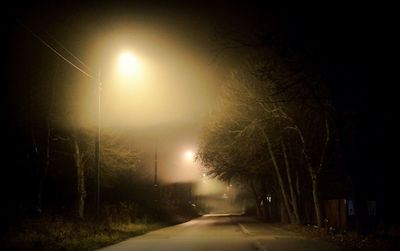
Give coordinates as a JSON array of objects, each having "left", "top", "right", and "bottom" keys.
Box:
[
  {"left": 94, "top": 52, "right": 139, "bottom": 218},
  {"left": 154, "top": 139, "right": 158, "bottom": 186},
  {"left": 94, "top": 68, "right": 102, "bottom": 218}
]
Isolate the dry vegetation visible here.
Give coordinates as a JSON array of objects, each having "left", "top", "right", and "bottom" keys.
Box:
[
  {"left": 273, "top": 223, "right": 400, "bottom": 251},
  {"left": 0, "top": 212, "right": 193, "bottom": 251}
]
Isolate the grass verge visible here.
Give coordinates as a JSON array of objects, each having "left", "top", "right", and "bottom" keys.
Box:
[
  {"left": 271, "top": 222, "right": 400, "bottom": 251},
  {"left": 1, "top": 214, "right": 193, "bottom": 251}
]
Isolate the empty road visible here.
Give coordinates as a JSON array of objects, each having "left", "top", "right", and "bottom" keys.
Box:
[{"left": 98, "top": 214, "right": 341, "bottom": 251}]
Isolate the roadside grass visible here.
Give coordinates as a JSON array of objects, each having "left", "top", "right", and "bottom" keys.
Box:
[
  {"left": 0, "top": 214, "right": 188, "bottom": 251},
  {"left": 271, "top": 222, "right": 400, "bottom": 251}
]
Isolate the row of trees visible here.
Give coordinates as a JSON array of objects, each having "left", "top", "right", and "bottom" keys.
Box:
[
  {"left": 198, "top": 7, "right": 397, "bottom": 234},
  {"left": 3, "top": 19, "right": 195, "bottom": 226},
  {"left": 2, "top": 56, "right": 148, "bottom": 223},
  {"left": 2, "top": 53, "right": 197, "bottom": 227},
  {"left": 197, "top": 53, "right": 340, "bottom": 226}
]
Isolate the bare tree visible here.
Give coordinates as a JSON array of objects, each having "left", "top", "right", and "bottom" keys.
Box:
[
  {"left": 70, "top": 129, "right": 91, "bottom": 219},
  {"left": 281, "top": 141, "right": 300, "bottom": 224},
  {"left": 198, "top": 61, "right": 334, "bottom": 225}
]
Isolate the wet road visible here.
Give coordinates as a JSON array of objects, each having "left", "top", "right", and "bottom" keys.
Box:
[{"left": 98, "top": 215, "right": 341, "bottom": 251}]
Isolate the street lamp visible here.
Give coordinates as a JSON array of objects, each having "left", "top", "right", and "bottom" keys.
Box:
[
  {"left": 119, "top": 52, "right": 140, "bottom": 77},
  {"left": 94, "top": 52, "right": 139, "bottom": 217},
  {"left": 185, "top": 151, "right": 194, "bottom": 161}
]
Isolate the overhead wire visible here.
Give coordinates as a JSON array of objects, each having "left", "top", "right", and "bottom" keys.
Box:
[
  {"left": 15, "top": 18, "right": 95, "bottom": 80},
  {"left": 43, "top": 29, "right": 93, "bottom": 73}
]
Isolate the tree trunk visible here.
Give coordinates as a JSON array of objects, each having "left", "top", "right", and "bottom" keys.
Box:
[
  {"left": 73, "top": 136, "right": 86, "bottom": 219},
  {"left": 34, "top": 64, "right": 58, "bottom": 213},
  {"left": 289, "top": 124, "right": 323, "bottom": 227},
  {"left": 249, "top": 180, "right": 262, "bottom": 217},
  {"left": 295, "top": 168, "right": 300, "bottom": 200},
  {"left": 260, "top": 180, "right": 269, "bottom": 220},
  {"left": 310, "top": 170, "right": 322, "bottom": 227},
  {"left": 282, "top": 141, "right": 300, "bottom": 224},
  {"left": 311, "top": 117, "right": 330, "bottom": 227},
  {"left": 262, "top": 130, "right": 295, "bottom": 224},
  {"left": 280, "top": 199, "right": 289, "bottom": 223}
]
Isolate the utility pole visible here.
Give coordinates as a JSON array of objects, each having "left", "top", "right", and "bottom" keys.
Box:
[
  {"left": 154, "top": 139, "right": 158, "bottom": 186},
  {"left": 95, "top": 69, "right": 102, "bottom": 218},
  {"left": 153, "top": 138, "right": 159, "bottom": 218}
]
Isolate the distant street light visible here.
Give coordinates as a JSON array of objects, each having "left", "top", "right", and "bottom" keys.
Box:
[
  {"left": 185, "top": 151, "right": 194, "bottom": 161},
  {"left": 95, "top": 52, "right": 139, "bottom": 217}
]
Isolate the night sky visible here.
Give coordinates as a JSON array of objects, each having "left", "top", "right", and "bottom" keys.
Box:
[{"left": 3, "top": 2, "right": 396, "bottom": 191}]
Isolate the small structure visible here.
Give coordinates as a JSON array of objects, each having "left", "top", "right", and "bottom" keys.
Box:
[{"left": 323, "top": 199, "right": 347, "bottom": 231}]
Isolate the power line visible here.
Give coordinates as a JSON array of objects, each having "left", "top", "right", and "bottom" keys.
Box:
[
  {"left": 43, "top": 29, "right": 93, "bottom": 73},
  {"left": 25, "top": 17, "right": 93, "bottom": 73},
  {"left": 15, "top": 18, "right": 95, "bottom": 80}
]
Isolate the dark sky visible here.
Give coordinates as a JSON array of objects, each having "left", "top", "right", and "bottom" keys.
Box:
[{"left": 3, "top": 2, "right": 395, "bottom": 184}]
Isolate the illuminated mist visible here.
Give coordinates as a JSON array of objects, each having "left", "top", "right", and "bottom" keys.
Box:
[{"left": 70, "top": 19, "right": 222, "bottom": 193}]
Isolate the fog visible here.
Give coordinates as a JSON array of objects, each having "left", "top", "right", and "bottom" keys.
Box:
[
  {"left": 9, "top": 2, "right": 246, "bottom": 201},
  {"left": 65, "top": 19, "right": 221, "bottom": 186}
]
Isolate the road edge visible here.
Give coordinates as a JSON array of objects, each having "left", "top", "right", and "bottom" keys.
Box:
[{"left": 237, "top": 223, "right": 268, "bottom": 251}]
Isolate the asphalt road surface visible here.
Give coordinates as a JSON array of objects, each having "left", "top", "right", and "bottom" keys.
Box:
[{"left": 98, "top": 214, "right": 341, "bottom": 251}]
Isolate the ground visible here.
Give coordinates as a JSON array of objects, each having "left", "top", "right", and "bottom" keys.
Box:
[{"left": 98, "top": 215, "right": 341, "bottom": 251}]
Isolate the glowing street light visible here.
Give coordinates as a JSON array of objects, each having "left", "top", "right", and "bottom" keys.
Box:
[
  {"left": 185, "top": 151, "right": 194, "bottom": 161},
  {"left": 118, "top": 52, "right": 140, "bottom": 77},
  {"left": 94, "top": 51, "right": 139, "bottom": 217}
]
